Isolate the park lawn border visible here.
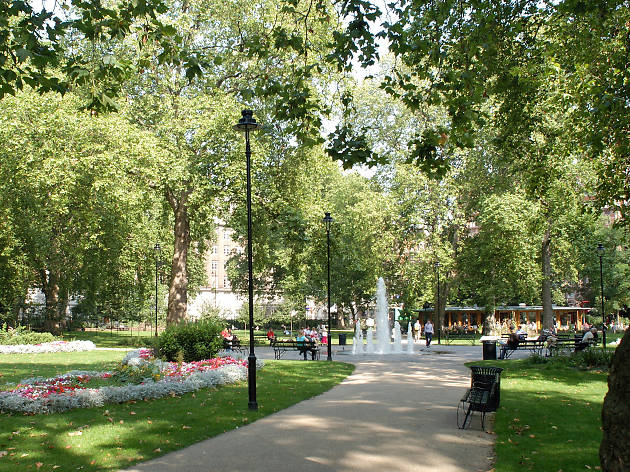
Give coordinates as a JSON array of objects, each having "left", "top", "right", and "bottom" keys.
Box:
[
  {"left": 466, "top": 357, "right": 607, "bottom": 472},
  {"left": 0, "top": 352, "right": 354, "bottom": 472}
]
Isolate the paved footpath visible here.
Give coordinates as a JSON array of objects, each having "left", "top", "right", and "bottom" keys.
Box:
[{"left": 122, "top": 345, "right": 497, "bottom": 472}]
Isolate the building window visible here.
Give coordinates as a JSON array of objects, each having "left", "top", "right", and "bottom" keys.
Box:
[
  {"left": 224, "top": 247, "right": 230, "bottom": 255},
  {"left": 211, "top": 261, "right": 217, "bottom": 270},
  {"left": 224, "top": 231, "right": 230, "bottom": 240},
  {"left": 223, "top": 276, "right": 229, "bottom": 287},
  {"left": 211, "top": 246, "right": 217, "bottom": 254}
]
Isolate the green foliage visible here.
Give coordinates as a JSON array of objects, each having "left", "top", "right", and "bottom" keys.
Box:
[
  {"left": 111, "top": 362, "right": 162, "bottom": 385},
  {"left": 568, "top": 349, "right": 615, "bottom": 370},
  {"left": 526, "top": 349, "right": 614, "bottom": 370},
  {"left": 0, "top": 324, "right": 56, "bottom": 345},
  {"left": 154, "top": 320, "right": 224, "bottom": 362}
]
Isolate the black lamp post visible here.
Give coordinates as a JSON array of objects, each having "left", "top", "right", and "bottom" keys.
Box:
[
  {"left": 597, "top": 243, "right": 606, "bottom": 349},
  {"left": 234, "top": 109, "right": 261, "bottom": 410},
  {"left": 435, "top": 261, "right": 441, "bottom": 344},
  {"left": 323, "top": 212, "right": 333, "bottom": 361},
  {"left": 154, "top": 243, "right": 161, "bottom": 337}
]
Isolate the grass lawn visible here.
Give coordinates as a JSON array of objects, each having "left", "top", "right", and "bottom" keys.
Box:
[
  {"left": 482, "top": 356, "right": 608, "bottom": 472},
  {"left": 0, "top": 350, "right": 126, "bottom": 387},
  {"left": 61, "top": 330, "right": 154, "bottom": 349},
  {"left": 0, "top": 351, "right": 354, "bottom": 472}
]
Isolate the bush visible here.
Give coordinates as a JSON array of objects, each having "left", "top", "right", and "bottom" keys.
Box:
[
  {"left": 0, "top": 324, "right": 56, "bottom": 345},
  {"left": 154, "top": 320, "right": 224, "bottom": 362},
  {"left": 526, "top": 348, "right": 615, "bottom": 370},
  {"left": 568, "top": 348, "right": 615, "bottom": 369}
]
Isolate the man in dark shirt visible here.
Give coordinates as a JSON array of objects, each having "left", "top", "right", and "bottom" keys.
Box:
[{"left": 499, "top": 327, "right": 520, "bottom": 359}]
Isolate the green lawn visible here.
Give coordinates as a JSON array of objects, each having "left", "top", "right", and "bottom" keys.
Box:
[
  {"left": 0, "top": 350, "right": 126, "bottom": 386},
  {"left": 482, "top": 357, "right": 608, "bottom": 472},
  {"left": 61, "top": 330, "right": 154, "bottom": 348},
  {"left": 0, "top": 351, "right": 354, "bottom": 472}
]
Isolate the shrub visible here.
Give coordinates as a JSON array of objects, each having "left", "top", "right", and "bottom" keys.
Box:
[
  {"left": 568, "top": 348, "right": 615, "bottom": 369},
  {"left": 0, "top": 324, "right": 56, "bottom": 345},
  {"left": 154, "top": 320, "right": 224, "bottom": 362}
]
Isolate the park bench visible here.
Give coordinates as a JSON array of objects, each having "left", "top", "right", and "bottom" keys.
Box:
[
  {"left": 499, "top": 338, "right": 545, "bottom": 359},
  {"left": 457, "top": 366, "right": 503, "bottom": 430},
  {"left": 271, "top": 339, "right": 320, "bottom": 360},
  {"left": 223, "top": 338, "right": 246, "bottom": 354},
  {"left": 444, "top": 331, "right": 478, "bottom": 344},
  {"left": 546, "top": 335, "right": 597, "bottom": 356}
]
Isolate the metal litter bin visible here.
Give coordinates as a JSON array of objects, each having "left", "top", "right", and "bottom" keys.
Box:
[
  {"left": 338, "top": 333, "right": 347, "bottom": 346},
  {"left": 482, "top": 340, "right": 497, "bottom": 360}
]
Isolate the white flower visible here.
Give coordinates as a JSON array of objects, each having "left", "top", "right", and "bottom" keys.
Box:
[{"left": 0, "top": 340, "right": 96, "bottom": 355}]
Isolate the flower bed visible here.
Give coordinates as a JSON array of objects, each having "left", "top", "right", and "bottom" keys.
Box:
[
  {"left": 0, "top": 340, "right": 96, "bottom": 355},
  {"left": 0, "top": 349, "right": 262, "bottom": 415}
]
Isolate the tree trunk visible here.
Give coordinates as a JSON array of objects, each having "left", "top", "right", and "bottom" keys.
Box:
[
  {"left": 166, "top": 187, "right": 192, "bottom": 325},
  {"left": 541, "top": 222, "right": 554, "bottom": 330},
  {"left": 600, "top": 327, "right": 630, "bottom": 471},
  {"left": 482, "top": 294, "right": 496, "bottom": 335},
  {"left": 40, "top": 269, "right": 61, "bottom": 335}
]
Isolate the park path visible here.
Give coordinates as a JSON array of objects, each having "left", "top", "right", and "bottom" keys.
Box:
[{"left": 122, "top": 346, "right": 495, "bottom": 472}]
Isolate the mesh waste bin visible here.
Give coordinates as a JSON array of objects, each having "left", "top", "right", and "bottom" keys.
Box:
[
  {"left": 482, "top": 340, "right": 497, "bottom": 360},
  {"left": 338, "top": 333, "right": 347, "bottom": 346}
]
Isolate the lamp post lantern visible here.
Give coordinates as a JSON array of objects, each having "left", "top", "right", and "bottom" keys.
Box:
[
  {"left": 323, "top": 212, "right": 333, "bottom": 361},
  {"left": 434, "top": 261, "right": 441, "bottom": 344},
  {"left": 234, "top": 109, "right": 261, "bottom": 410},
  {"left": 153, "top": 243, "right": 161, "bottom": 337},
  {"left": 597, "top": 243, "right": 606, "bottom": 349}
]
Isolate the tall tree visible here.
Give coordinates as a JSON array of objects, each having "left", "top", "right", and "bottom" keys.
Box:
[{"left": 0, "top": 90, "right": 166, "bottom": 332}]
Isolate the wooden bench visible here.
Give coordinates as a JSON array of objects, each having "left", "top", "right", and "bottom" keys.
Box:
[
  {"left": 546, "top": 335, "right": 596, "bottom": 356},
  {"left": 499, "top": 338, "right": 545, "bottom": 359},
  {"left": 458, "top": 366, "right": 503, "bottom": 430},
  {"left": 271, "top": 339, "right": 320, "bottom": 360},
  {"left": 444, "top": 331, "right": 478, "bottom": 344},
  {"left": 223, "top": 338, "right": 246, "bottom": 354}
]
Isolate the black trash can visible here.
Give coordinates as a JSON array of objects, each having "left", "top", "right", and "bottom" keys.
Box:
[
  {"left": 338, "top": 333, "right": 347, "bottom": 346},
  {"left": 482, "top": 340, "right": 497, "bottom": 360}
]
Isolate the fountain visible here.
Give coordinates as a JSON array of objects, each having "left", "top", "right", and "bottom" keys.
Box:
[
  {"left": 375, "top": 278, "right": 390, "bottom": 354},
  {"left": 392, "top": 320, "right": 403, "bottom": 353},
  {"left": 366, "top": 327, "right": 374, "bottom": 353},
  {"left": 352, "top": 320, "right": 363, "bottom": 355},
  {"left": 407, "top": 322, "right": 414, "bottom": 354},
  {"left": 351, "top": 277, "right": 417, "bottom": 356}
]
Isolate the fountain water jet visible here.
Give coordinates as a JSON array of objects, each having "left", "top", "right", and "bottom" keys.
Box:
[
  {"left": 366, "top": 328, "right": 374, "bottom": 353},
  {"left": 392, "top": 321, "right": 403, "bottom": 353},
  {"left": 375, "top": 278, "right": 390, "bottom": 354},
  {"left": 352, "top": 320, "right": 363, "bottom": 355},
  {"left": 351, "top": 277, "right": 417, "bottom": 356}
]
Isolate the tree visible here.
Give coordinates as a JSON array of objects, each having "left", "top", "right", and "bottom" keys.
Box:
[
  {"left": 600, "top": 327, "right": 630, "bottom": 471},
  {"left": 458, "top": 193, "right": 541, "bottom": 331},
  {"left": 0, "top": 90, "right": 166, "bottom": 332}
]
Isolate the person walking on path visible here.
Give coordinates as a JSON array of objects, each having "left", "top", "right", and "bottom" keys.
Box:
[
  {"left": 424, "top": 320, "right": 434, "bottom": 346},
  {"left": 414, "top": 318, "right": 422, "bottom": 342}
]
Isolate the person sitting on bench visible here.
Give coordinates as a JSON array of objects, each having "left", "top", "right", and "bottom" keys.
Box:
[
  {"left": 576, "top": 327, "right": 597, "bottom": 351},
  {"left": 296, "top": 330, "right": 310, "bottom": 360},
  {"left": 499, "top": 327, "right": 520, "bottom": 359}
]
